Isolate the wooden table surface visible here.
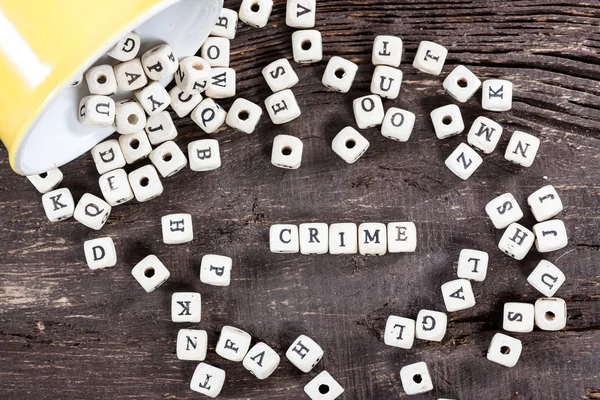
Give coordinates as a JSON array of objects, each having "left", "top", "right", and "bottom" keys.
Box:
[{"left": 1, "top": 1, "right": 599, "bottom": 399}]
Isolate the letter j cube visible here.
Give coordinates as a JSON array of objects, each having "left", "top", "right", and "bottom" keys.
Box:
[
  {"left": 172, "top": 292, "right": 201, "bottom": 323},
  {"left": 161, "top": 213, "right": 193, "bottom": 244},
  {"left": 190, "top": 362, "right": 225, "bottom": 398},
  {"left": 286, "top": 334, "right": 323, "bottom": 373}
]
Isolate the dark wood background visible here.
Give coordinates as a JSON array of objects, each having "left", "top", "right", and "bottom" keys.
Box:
[{"left": 1, "top": 1, "right": 599, "bottom": 399}]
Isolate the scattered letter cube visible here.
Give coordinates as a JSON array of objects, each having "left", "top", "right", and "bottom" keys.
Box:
[
  {"left": 353, "top": 94, "right": 384, "bottom": 129},
  {"left": 271, "top": 134, "right": 303, "bottom": 169},
  {"left": 239, "top": 0, "right": 273, "bottom": 28},
  {"left": 201, "top": 37, "right": 230, "bottom": 68},
  {"left": 322, "top": 56, "right": 358, "bottom": 93},
  {"left": 106, "top": 32, "right": 141, "bottom": 62},
  {"left": 226, "top": 98, "right": 263, "bottom": 134},
  {"left": 286, "top": 0, "right": 316, "bottom": 28},
  {"left": 383, "top": 315, "right": 415, "bottom": 349},
  {"left": 84, "top": 237, "right": 116, "bottom": 270},
  {"left": 371, "top": 65, "right": 403, "bottom": 99},
  {"left": 99, "top": 168, "right": 134, "bottom": 206},
  {"left": 114, "top": 99, "right": 146, "bottom": 135},
  {"left": 498, "top": 222, "right": 535, "bottom": 260},
  {"left": 161, "top": 213, "right": 193, "bottom": 244},
  {"left": 85, "top": 65, "right": 117, "bottom": 95},
  {"left": 505, "top": 131, "right": 540, "bottom": 167},
  {"left": 188, "top": 139, "right": 221, "bottom": 172},
  {"left": 78, "top": 95, "right": 115, "bottom": 127},
  {"left": 527, "top": 260, "right": 565, "bottom": 297},
  {"left": 457, "top": 249, "right": 488, "bottom": 282},
  {"left": 216, "top": 325, "right": 252, "bottom": 362},
  {"left": 131, "top": 254, "right": 170, "bottom": 293},
  {"left": 286, "top": 334, "right": 323, "bottom": 373},
  {"left": 190, "top": 363, "right": 225, "bottom": 398},
  {"left": 114, "top": 58, "right": 148, "bottom": 92},
  {"left": 172, "top": 292, "right": 201, "bottom": 323},
  {"left": 533, "top": 219, "right": 568, "bottom": 252},
  {"left": 441, "top": 279, "right": 476, "bottom": 312},
  {"left": 534, "top": 297, "right": 567, "bottom": 331},
  {"left": 372, "top": 35, "right": 402, "bottom": 67},
  {"left": 42, "top": 188, "right": 74, "bottom": 222},
  {"left": 528, "top": 185, "right": 563, "bottom": 222},
  {"left": 399, "top": 361, "right": 433, "bottom": 395},
  {"left": 175, "top": 56, "right": 211, "bottom": 93},
  {"left": 27, "top": 168, "right": 63, "bottom": 194},
  {"left": 332, "top": 127, "right": 370, "bottom": 164},
  {"left": 211, "top": 8, "right": 238, "bottom": 39},
  {"left": 415, "top": 309, "right": 447, "bottom": 342},
  {"left": 265, "top": 89, "right": 301, "bottom": 124},
  {"left": 243, "top": 342, "right": 280, "bottom": 379},
  {"left": 413, "top": 41, "right": 447, "bottom": 75},
  {"left": 431, "top": 104, "right": 464, "bottom": 139},
  {"left": 141, "top": 44, "right": 178, "bottom": 81},
  {"left": 445, "top": 143, "right": 483, "bottom": 180},
  {"left": 191, "top": 98, "right": 227, "bottom": 133},
  {"left": 381, "top": 108, "right": 415, "bottom": 142},
  {"left": 149, "top": 140, "right": 188, "bottom": 178},
  {"left": 304, "top": 371, "right": 344, "bottom": 400},
  {"left": 482, "top": 79, "right": 512, "bottom": 112},
  {"left": 503, "top": 302, "right": 534, "bottom": 333},
  {"left": 485, "top": 193, "right": 523, "bottom": 229},
  {"left": 128, "top": 165, "right": 164, "bottom": 202},
  {"left": 200, "top": 254, "right": 232, "bottom": 286},
  {"left": 292, "top": 30, "right": 323, "bottom": 64},
  {"left": 467, "top": 116, "right": 503, "bottom": 154},
  {"left": 74, "top": 193, "right": 111, "bottom": 230},
  {"left": 443, "top": 65, "right": 481, "bottom": 103},
  {"left": 270, "top": 224, "right": 300, "bottom": 253},
  {"left": 486, "top": 333, "right": 522, "bottom": 367},
  {"left": 262, "top": 58, "right": 299, "bottom": 93},
  {"left": 177, "top": 329, "right": 208, "bottom": 361},
  {"left": 145, "top": 111, "right": 178, "bottom": 145}
]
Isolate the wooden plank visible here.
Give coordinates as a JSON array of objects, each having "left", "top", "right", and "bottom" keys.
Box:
[{"left": 0, "top": 0, "right": 599, "bottom": 398}]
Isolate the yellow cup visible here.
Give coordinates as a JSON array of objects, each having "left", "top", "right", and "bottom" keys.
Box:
[{"left": 0, "top": 0, "right": 222, "bottom": 175}]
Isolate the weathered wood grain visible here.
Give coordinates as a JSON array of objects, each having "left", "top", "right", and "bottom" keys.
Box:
[{"left": 1, "top": 0, "right": 599, "bottom": 399}]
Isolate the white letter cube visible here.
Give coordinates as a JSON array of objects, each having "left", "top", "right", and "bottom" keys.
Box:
[
  {"left": 304, "top": 371, "right": 344, "bottom": 400},
  {"left": 265, "top": 89, "right": 301, "bottom": 125},
  {"left": 175, "top": 56, "right": 211, "bottom": 94},
  {"left": 271, "top": 134, "right": 303, "bottom": 169},
  {"left": 415, "top": 309, "right": 447, "bottom": 342},
  {"left": 114, "top": 99, "right": 146, "bottom": 135},
  {"left": 485, "top": 193, "right": 523, "bottom": 229},
  {"left": 358, "top": 222, "right": 386, "bottom": 255},
  {"left": 370, "top": 65, "right": 403, "bottom": 99},
  {"left": 172, "top": 292, "right": 201, "bottom": 323},
  {"left": 243, "top": 342, "right": 280, "bottom": 379},
  {"left": 106, "top": 32, "right": 141, "bottom": 62},
  {"left": 498, "top": 223, "right": 535, "bottom": 260},
  {"left": 270, "top": 224, "right": 300, "bottom": 253},
  {"left": 200, "top": 254, "right": 232, "bottom": 286},
  {"left": 383, "top": 315, "right": 415, "bottom": 349},
  {"left": 118, "top": 130, "right": 152, "bottom": 164},
  {"left": 387, "top": 222, "right": 417, "bottom": 253},
  {"left": 467, "top": 116, "right": 503, "bottom": 154},
  {"left": 443, "top": 65, "right": 481, "bottom": 103},
  {"left": 74, "top": 193, "right": 111, "bottom": 230},
  {"left": 262, "top": 58, "right": 299, "bottom": 92},
  {"left": 353, "top": 95, "right": 384, "bottom": 129},
  {"left": 534, "top": 297, "right": 567, "bottom": 331},
  {"left": 131, "top": 254, "right": 170, "bottom": 293},
  {"left": 211, "top": 8, "right": 238, "bottom": 39},
  {"left": 169, "top": 86, "right": 202, "bottom": 118},
  {"left": 78, "top": 95, "right": 115, "bottom": 127},
  {"left": 191, "top": 98, "right": 227, "bottom": 133},
  {"left": 128, "top": 165, "right": 164, "bottom": 202},
  {"left": 322, "top": 56, "right": 358, "bottom": 93},
  {"left": 99, "top": 168, "right": 134, "bottom": 206},
  {"left": 412, "top": 41, "right": 447, "bottom": 75},
  {"left": 527, "top": 260, "right": 565, "bottom": 297},
  {"left": 292, "top": 29, "right": 323, "bottom": 64},
  {"left": 114, "top": 58, "right": 148, "bottom": 92},
  {"left": 505, "top": 131, "right": 540, "bottom": 167},
  {"left": 91, "top": 139, "right": 126, "bottom": 174},
  {"left": 190, "top": 363, "right": 225, "bottom": 398},
  {"left": 141, "top": 44, "right": 178, "bottom": 81},
  {"left": 149, "top": 140, "right": 188, "bottom": 178},
  {"left": 299, "top": 222, "right": 329, "bottom": 254},
  {"left": 134, "top": 81, "right": 171, "bottom": 116},
  {"left": 482, "top": 79, "right": 512, "bottom": 112},
  {"left": 42, "top": 188, "right": 74, "bottom": 222},
  {"left": 431, "top": 104, "right": 464, "bottom": 139},
  {"left": 85, "top": 237, "right": 117, "bottom": 269},
  {"left": 177, "top": 329, "right": 208, "bottom": 361},
  {"left": 372, "top": 35, "right": 402, "bottom": 67},
  {"left": 457, "top": 249, "right": 488, "bottom": 282},
  {"left": 486, "top": 333, "right": 522, "bottom": 367},
  {"left": 239, "top": 0, "right": 273, "bottom": 28},
  {"left": 201, "top": 37, "right": 230, "bottom": 68},
  {"left": 226, "top": 98, "right": 263, "bottom": 134},
  {"left": 329, "top": 223, "right": 358, "bottom": 254},
  {"left": 533, "top": 219, "right": 568, "bottom": 252},
  {"left": 206, "top": 67, "right": 236, "bottom": 99},
  {"left": 528, "top": 185, "right": 563, "bottom": 222},
  {"left": 503, "top": 302, "right": 534, "bottom": 333},
  {"left": 145, "top": 111, "right": 178, "bottom": 145},
  {"left": 188, "top": 139, "right": 221, "bottom": 171},
  {"left": 381, "top": 108, "right": 415, "bottom": 142},
  {"left": 286, "top": 334, "right": 323, "bottom": 373},
  {"left": 332, "top": 127, "right": 370, "bottom": 164},
  {"left": 286, "top": 0, "right": 316, "bottom": 28},
  {"left": 162, "top": 213, "right": 193, "bottom": 244},
  {"left": 445, "top": 143, "right": 483, "bottom": 180},
  {"left": 400, "top": 361, "right": 433, "bottom": 395},
  {"left": 27, "top": 167, "right": 63, "bottom": 194},
  {"left": 85, "top": 64, "right": 117, "bottom": 95},
  {"left": 441, "top": 279, "right": 476, "bottom": 312},
  {"left": 216, "top": 325, "right": 252, "bottom": 362}
]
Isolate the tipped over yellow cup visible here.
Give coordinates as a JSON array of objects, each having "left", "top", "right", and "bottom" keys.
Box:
[{"left": 0, "top": 0, "right": 222, "bottom": 175}]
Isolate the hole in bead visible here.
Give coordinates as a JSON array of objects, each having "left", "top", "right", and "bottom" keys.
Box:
[
  {"left": 301, "top": 40, "right": 312, "bottom": 51},
  {"left": 250, "top": 2, "right": 260, "bottom": 12},
  {"left": 127, "top": 114, "right": 139, "bottom": 125},
  {"left": 442, "top": 115, "right": 453, "bottom": 125},
  {"left": 457, "top": 77, "right": 468, "bottom": 88},
  {"left": 162, "top": 152, "right": 173, "bottom": 162},
  {"left": 97, "top": 74, "right": 107, "bottom": 84},
  {"left": 345, "top": 139, "right": 356, "bottom": 149},
  {"left": 140, "top": 177, "right": 149, "bottom": 187},
  {"left": 238, "top": 110, "right": 250, "bottom": 121},
  {"left": 144, "top": 267, "right": 155, "bottom": 278},
  {"left": 335, "top": 68, "right": 346, "bottom": 79},
  {"left": 281, "top": 146, "right": 292, "bottom": 156},
  {"left": 130, "top": 139, "right": 140, "bottom": 149},
  {"left": 318, "top": 384, "right": 330, "bottom": 394},
  {"left": 500, "top": 345, "right": 511, "bottom": 355},
  {"left": 39, "top": 172, "right": 48, "bottom": 179},
  {"left": 413, "top": 374, "right": 422, "bottom": 384},
  {"left": 545, "top": 311, "right": 556, "bottom": 321},
  {"left": 192, "top": 61, "right": 204, "bottom": 70}
]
